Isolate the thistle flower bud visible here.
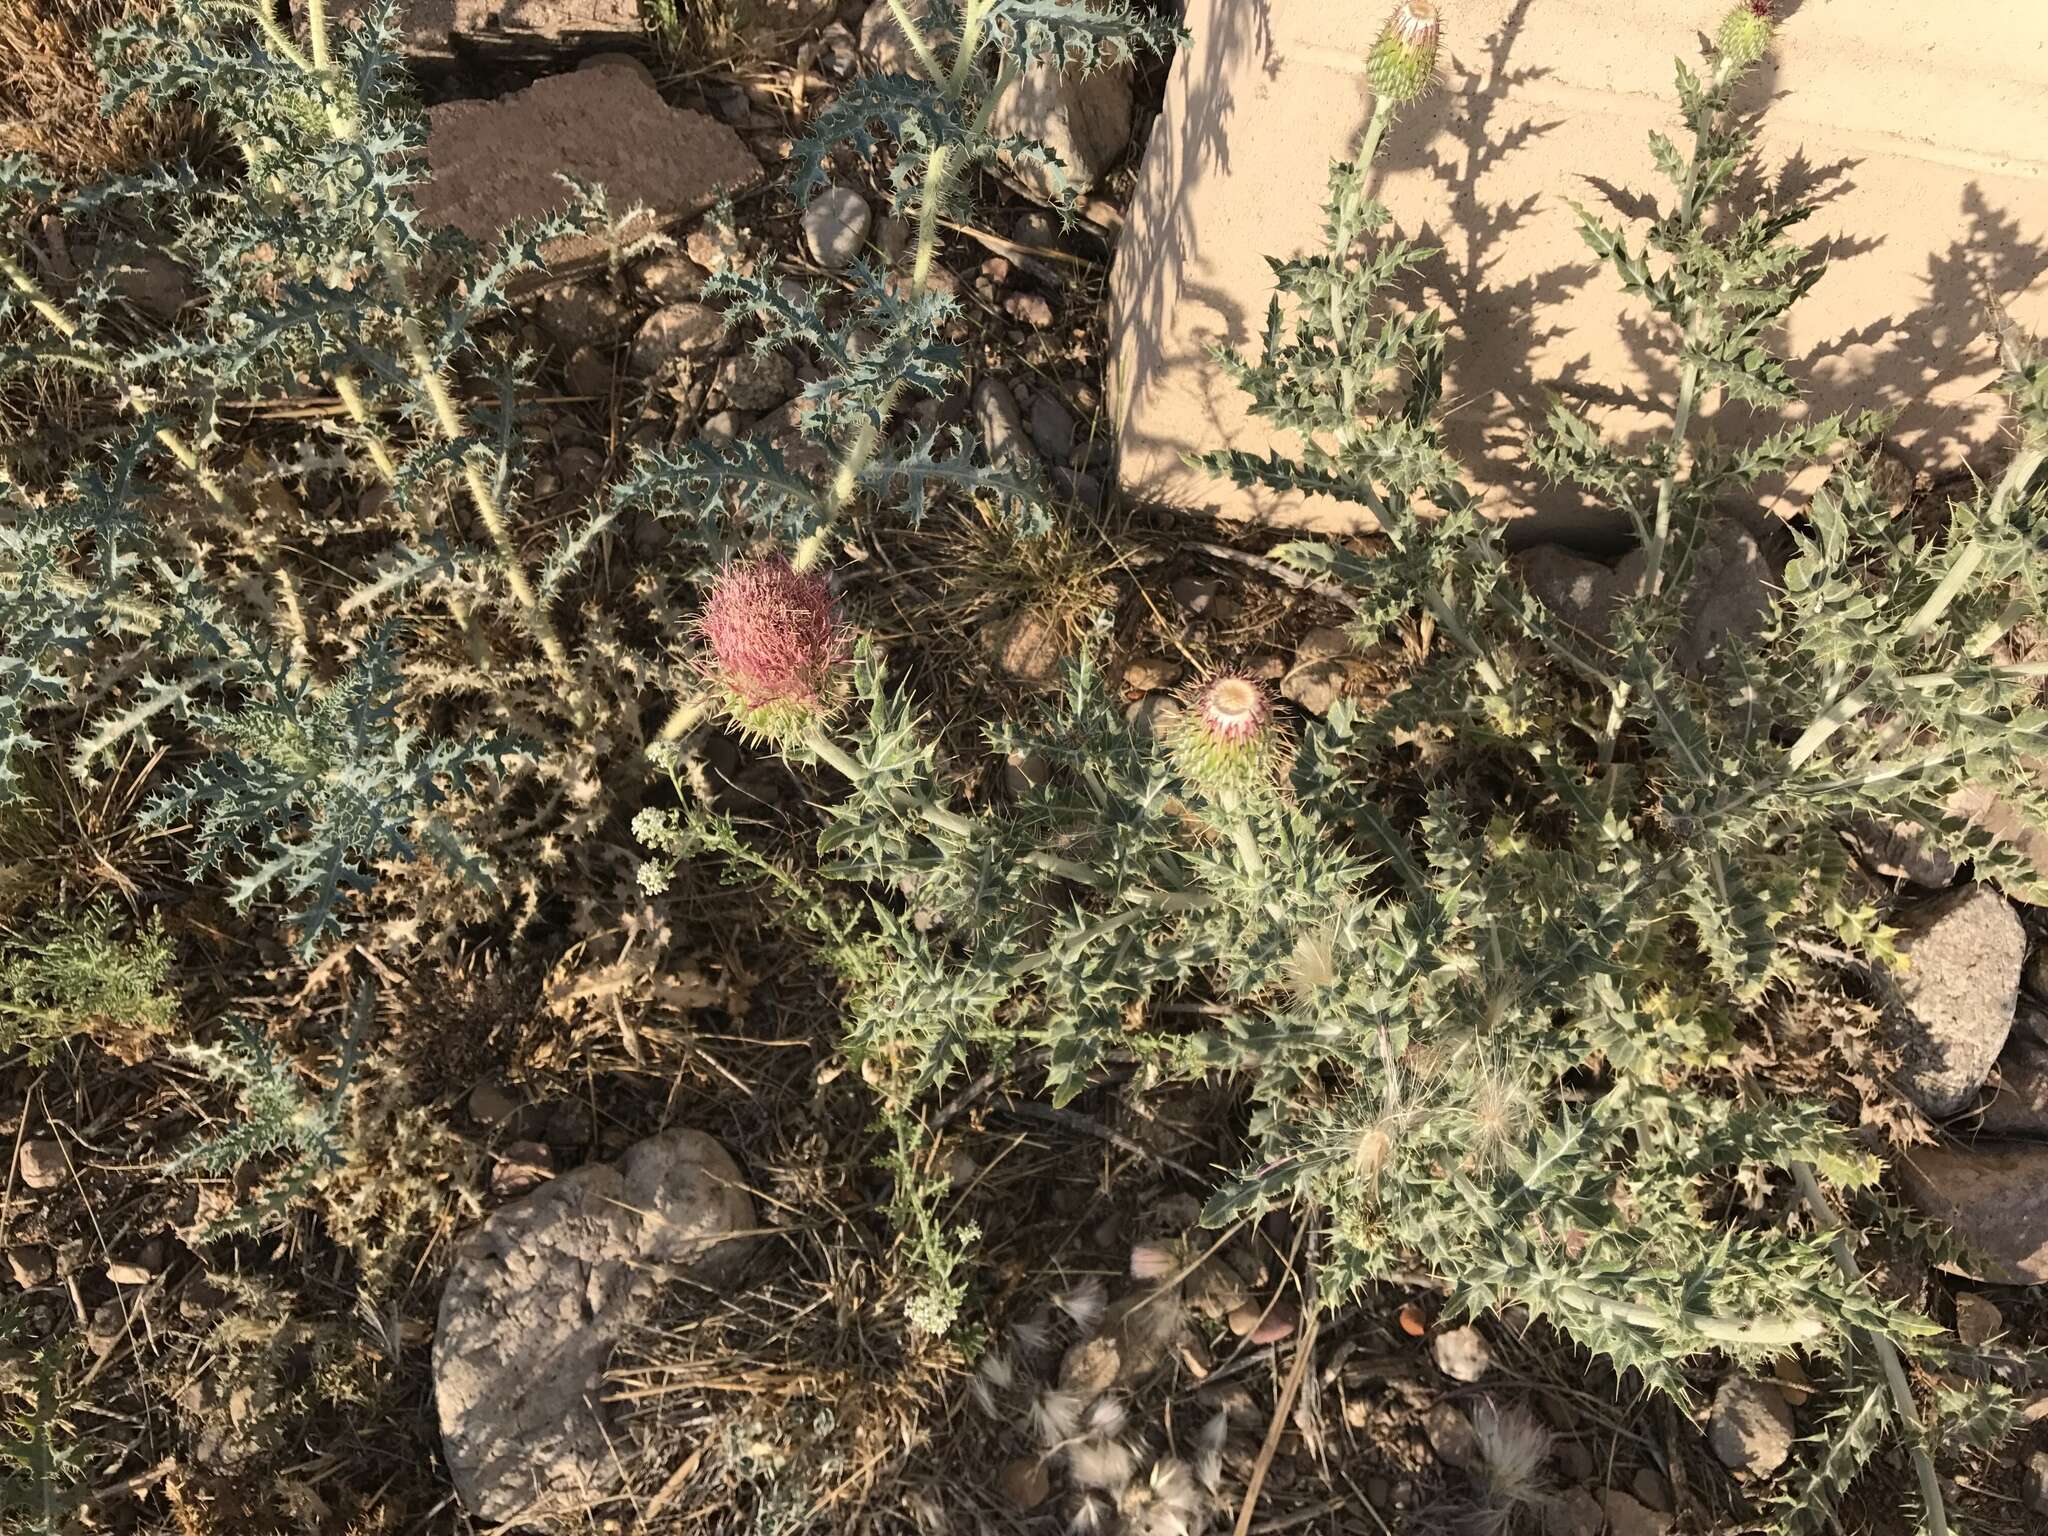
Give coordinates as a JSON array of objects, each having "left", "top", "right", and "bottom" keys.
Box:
[
  {"left": 1716, "top": 0, "right": 1775, "bottom": 72},
  {"left": 1367, "top": 1, "right": 1441, "bottom": 106},
  {"left": 698, "top": 553, "right": 850, "bottom": 745},
  {"left": 1170, "top": 673, "right": 1285, "bottom": 800}
]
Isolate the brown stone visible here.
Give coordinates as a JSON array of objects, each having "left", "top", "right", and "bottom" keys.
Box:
[
  {"left": 1896, "top": 1140, "right": 2048, "bottom": 1283},
  {"left": 435, "top": 1129, "right": 753, "bottom": 1521},
  {"left": 1981, "top": 1036, "right": 2048, "bottom": 1137},
  {"left": 1879, "top": 885, "right": 2024, "bottom": 1117},
  {"left": 1109, "top": 0, "right": 2048, "bottom": 533},
  {"left": 418, "top": 67, "right": 762, "bottom": 266}
]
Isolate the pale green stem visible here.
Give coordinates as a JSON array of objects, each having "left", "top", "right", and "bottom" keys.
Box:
[
  {"left": 886, "top": 0, "right": 946, "bottom": 86},
  {"left": 1553, "top": 1283, "right": 1825, "bottom": 1348},
  {"left": 1791, "top": 1162, "right": 1947, "bottom": 1536},
  {"left": 278, "top": 38, "right": 571, "bottom": 682},
  {"left": 306, "top": 0, "right": 334, "bottom": 71},
  {"left": 1333, "top": 94, "right": 1398, "bottom": 424}
]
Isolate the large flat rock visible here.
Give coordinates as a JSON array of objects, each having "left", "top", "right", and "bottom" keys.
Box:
[
  {"left": 416, "top": 60, "right": 763, "bottom": 262},
  {"left": 433, "top": 1129, "right": 754, "bottom": 1522},
  {"left": 1897, "top": 1140, "right": 2048, "bottom": 1284},
  {"left": 1108, "top": 0, "right": 2048, "bottom": 536}
]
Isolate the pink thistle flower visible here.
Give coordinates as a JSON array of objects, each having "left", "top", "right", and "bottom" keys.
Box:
[
  {"left": 1194, "top": 674, "right": 1274, "bottom": 745},
  {"left": 698, "top": 554, "right": 850, "bottom": 743}
]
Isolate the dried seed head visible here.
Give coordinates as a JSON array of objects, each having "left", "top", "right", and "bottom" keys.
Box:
[
  {"left": 1367, "top": 1, "right": 1441, "bottom": 105},
  {"left": 1054, "top": 1275, "right": 1108, "bottom": 1333},
  {"left": 1129, "top": 1242, "right": 1178, "bottom": 1281},
  {"left": 1170, "top": 673, "right": 1286, "bottom": 801},
  {"left": 1717, "top": 0, "right": 1775, "bottom": 71},
  {"left": 1066, "top": 1436, "right": 1137, "bottom": 1493},
  {"left": 698, "top": 554, "right": 850, "bottom": 745}
]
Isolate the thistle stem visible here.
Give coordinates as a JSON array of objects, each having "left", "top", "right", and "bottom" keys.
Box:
[
  {"left": 886, "top": 0, "right": 946, "bottom": 80},
  {"left": 793, "top": 13, "right": 1013, "bottom": 576},
  {"left": 1333, "top": 95, "right": 1400, "bottom": 424},
  {"left": 0, "top": 251, "right": 230, "bottom": 509},
  {"left": 1791, "top": 1161, "right": 1948, "bottom": 1536}
]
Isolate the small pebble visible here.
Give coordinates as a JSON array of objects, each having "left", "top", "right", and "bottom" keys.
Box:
[
  {"left": 1003, "top": 292, "right": 1055, "bottom": 328},
  {"left": 105, "top": 1259, "right": 155, "bottom": 1287},
  {"left": 999, "top": 1456, "right": 1051, "bottom": 1509},
  {"left": 1430, "top": 1324, "right": 1492, "bottom": 1383},
  {"left": 1122, "top": 654, "right": 1183, "bottom": 692},
  {"left": 490, "top": 1141, "right": 554, "bottom": 1199},
  {"left": 6, "top": 1245, "right": 54, "bottom": 1287},
  {"left": 18, "top": 1139, "right": 65, "bottom": 1190},
  {"left": 467, "top": 1082, "right": 521, "bottom": 1127},
  {"left": 802, "top": 186, "right": 872, "bottom": 271}
]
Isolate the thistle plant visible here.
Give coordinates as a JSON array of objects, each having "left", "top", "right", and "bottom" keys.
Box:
[{"left": 652, "top": 7, "right": 2048, "bottom": 1529}]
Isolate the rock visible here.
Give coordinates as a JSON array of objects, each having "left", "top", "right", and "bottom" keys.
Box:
[
  {"left": 1844, "top": 817, "right": 1959, "bottom": 888},
  {"left": 1598, "top": 1489, "right": 1673, "bottom": 1536},
  {"left": 1280, "top": 659, "right": 1351, "bottom": 716},
  {"left": 712, "top": 348, "right": 799, "bottom": 411},
  {"left": 701, "top": 409, "right": 752, "bottom": 442},
  {"left": 1126, "top": 692, "right": 1181, "bottom": 739},
  {"left": 105, "top": 243, "right": 195, "bottom": 324},
  {"left": 859, "top": 0, "right": 928, "bottom": 75},
  {"left": 1952, "top": 1292, "right": 2003, "bottom": 1347},
  {"left": 1514, "top": 544, "right": 1619, "bottom": 639},
  {"left": 1296, "top": 626, "right": 1356, "bottom": 663},
  {"left": 87, "top": 1298, "right": 124, "bottom": 1356},
  {"left": 1051, "top": 467, "right": 1104, "bottom": 509},
  {"left": 996, "top": 609, "right": 1065, "bottom": 684},
  {"left": 418, "top": 68, "right": 762, "bottom": 264},
  {"left": 802, "top": 186, "right": 872, "bottom": 270},
  {"left": 7, "top": 1245, "right": 54, "bottom": 1288},
  {"left": 564, "top": 344, "right": 614, "bottom": 398},
  {"left": 1123, "top": 654, "right": 1182, "bottom": 692},
  {"left": 1630, "top": 1468, "right": 1671, "bottom": 1513},
  {"left": 751, "top": 398, "right": 833, "bottom": 479},
  {"left": 1981, "top": 1035, "right": 2048, "bottom": 1136},
  {"left": 529, "top": 282, "right": 634, "bottom": 348},
  {"left": 467, "top": 1081, "right": 522, "bottom": 1128},
  {"left": 1898, "top": 1140, "right": 2048, "bottom": 1282},
  {"left": 629, "top": 303, "right": 725, "bottom": 379},
  {"left": 2024, "top": 1451, "right": 2048, "bottom": 1517},
  {"left": 991, "top": 50, "right": 1134, "bottom": 199},
  {"left": 1430, "top": 1325, "right": 1491, "bottom": 1383},
  {"left": 1226, "top": 1297, "right": 1297, "bottom": 1343},
  {"left": 434, "top": 1129, "right": 754, "bottom": 1522},
  {"left": 1552, "top": 1439, "right": 1595, "bottom": 1483},
  {"left": 999, "top": 1455, "right": 1051, "bottom": 1509},
  {"left": 638, "top": 253, "right": 709, "bottom": 304},
  {"left": 1029, "top": 392, "right": 1080, "bottom": 464},
  {"left": 1611, "top": 521, "right": 1775, "bottom": 675},
  {"left": 1004, "top": 749, "right": 1051, "bottom": 795},
  {"left": 1707, "top": 1375, "right": 1795, "bottom": 1476},
  {"left": 1171, "top": 576, "right": 1218, "bottom": 615},
  {"left": 18, "top": 1139, "right": 64, "bottom": 1190},
  {"left": 686, "top": 221, "right": 747, "bottom": 275},
  {"left": 1545, "top": 1487, "right": 1605, "bottom": 1536},
  {"left": 1879, "top": 885, "right": 2025, "bottom": 1116},
  {"left": 490, "top": 1140, "right": 554, "bottom": 1199},
  {"left": 1059, "top": 1336, "right": 1120, "bottom": 1395},
  {"left": 972, "top": 377, "right": 1037, "bottom": 472},
  {"left": 105, "top": 1258, "right": 156, "bottom": 1286},
  {"left": 1004, "top": 292, "right": 1056, "bottom": 328},
  {"left": 2027, "top": 943, "right": 2048, "bottom": 1001},
  {"left": 1423, "top": 1402, "right": 1482, "bottom": 1471}
]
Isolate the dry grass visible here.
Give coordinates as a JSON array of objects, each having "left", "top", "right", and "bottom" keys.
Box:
[{"left": 0, "top": 0, "right": 178, "bottom": 180}]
